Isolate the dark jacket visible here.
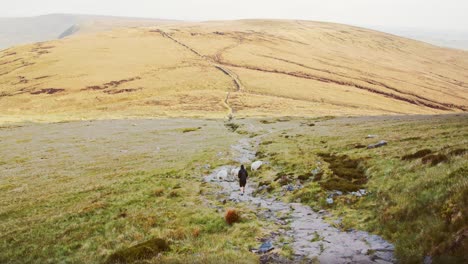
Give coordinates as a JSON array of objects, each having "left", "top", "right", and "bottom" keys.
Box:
[{"left": 238, "top": 168, "right": 248, "bottom": 182}]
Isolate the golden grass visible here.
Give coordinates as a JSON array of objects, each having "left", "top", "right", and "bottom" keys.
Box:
[{"left": 1, "top": 20, "right": 467, "bottom": 123}]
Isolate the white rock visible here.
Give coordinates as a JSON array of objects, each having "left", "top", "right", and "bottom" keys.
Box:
[
  {"left": 230, "top": 168, "right": 240, "bottom": 177},
  {"left": 217, "top": 170, "right": 228, "bottom": 180},
  {"left": 251, "top": 161, "right": 263, "bottom": 171},
  {"left": 326, "top": 198, "right": 334, "bottom": 204},
  {"left": 359, "top": 189, "right": 367, "bottom": 195}
]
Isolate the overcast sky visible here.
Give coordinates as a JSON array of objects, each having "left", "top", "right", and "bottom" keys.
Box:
[{"left": 2, "top": 0, "right": 467, "bottom": 31}]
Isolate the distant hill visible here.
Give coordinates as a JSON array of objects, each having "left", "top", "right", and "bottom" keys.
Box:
[
  {"left": 0, "top": 19, "right": 467, "bottom": 122},
  {"left": 0, "top": 14, "right": 177, "bottom": 50},
  {"left": 370, "top": 26, "right": 468, "bottom": 51}
]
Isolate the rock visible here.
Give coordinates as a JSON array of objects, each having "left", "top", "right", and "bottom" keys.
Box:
[
  {"left": 258, "top": 241, "right": 274, "bottom": 254},
  {"left": 423, "top": 255, "right": 432, "bottom": 264},
  {"left": 311, "top": 167, "right": 321, "bottom": 176},
  {"left": 217, "top": 169, "right": 228, "bottom": 180},
  {"left": 367, "top": 140, "right": 387, "bottom": 149},
  {"left": 359, "top": 189, "right": 367, "bottom": 195},
  {"left": 366, "top": 134, "right": 377, "bottom": 139},
  {"left": 251, "top": 160, "right": 263, "bottom": 171},
  {"left": 203, "top": 164, "right": 211, "bottom": 169},
  {"left": 326, "top": 198, "right": 334, "bottom": 204},
  {"left": 230, "top": 167, "right": 240, "bottom": 177}
]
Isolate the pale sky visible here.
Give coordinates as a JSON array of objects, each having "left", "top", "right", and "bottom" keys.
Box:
[{"left": 2, "top": 0, "right": 468, "bottom": 31}]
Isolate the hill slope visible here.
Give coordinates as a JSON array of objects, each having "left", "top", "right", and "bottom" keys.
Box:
[
  {"left": 0, "top": 14, "right": 176, "bottom": 50},
  {"left": 0, "top": 19, "right": 467, "bottom": 122}
]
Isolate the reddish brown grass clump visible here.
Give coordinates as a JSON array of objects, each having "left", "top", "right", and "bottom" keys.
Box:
[{"left": 224, "top": 209, "right": 241, "bottom": 225}]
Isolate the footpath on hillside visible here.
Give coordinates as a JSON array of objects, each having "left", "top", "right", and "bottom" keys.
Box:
[{"left": 204, "top": 128, "right": 395, "bottom": 264}]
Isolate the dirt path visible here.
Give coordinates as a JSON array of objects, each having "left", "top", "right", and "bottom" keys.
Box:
[
  {"left": 204, "top": 132, "right": 395, "bottom": 263},
  {"left": 157, "top": 30, "right": 244, "bottom": 118}
]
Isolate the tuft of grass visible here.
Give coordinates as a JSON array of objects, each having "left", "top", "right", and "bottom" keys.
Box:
[
  {"left": 104, "top": 238, "right": 169, "bottom": 264},
  {"left": 401, "top": 149, "right": 432, "bottom": 160},
  {"left": 181, "top": 127, "right": 201, "bottom": 133},
  {"left": 448, "top": 148, "right": 466, "bottom": 157},
  {"left": 318, "top": 153, "right": 367, "bottom": 192},
  {"left": 225, "top": 122, "right": 240, "bottom": 132},
  {"left": 421, "top": 154, "right": 448, "bottom": 166},
  {"left": 224, "top": 209, "right": 241, "bottom": 225},
  {"left": 153, "top": 187, "right": 165, "bottom": 197},
  {"left": 311, "top": 231, "right": 324, "bottom": 242}
]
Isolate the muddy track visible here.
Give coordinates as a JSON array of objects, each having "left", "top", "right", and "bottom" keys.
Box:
[{"left": 204, "top": 131, "right": 395, "bottom": 263}]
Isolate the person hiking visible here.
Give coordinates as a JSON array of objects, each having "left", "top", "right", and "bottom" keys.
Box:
[{"left": 238, "top": 165, "right": 248, "bottom": 195}]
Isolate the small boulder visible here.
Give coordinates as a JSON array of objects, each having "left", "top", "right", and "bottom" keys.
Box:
[
  {"left": 230, "top": 167, "right": 240, "bottom": 177},
  {"left": 367, "top": 140, "right": 387, "bottom": 149},
  {"left": 251, "top": 161, "right": 263, "bottom": 171},
  {"left": 326, "top": 198, "right": 334, "bottom": 204},
  {"left": 257, "top": 241, "right": 274, "bottom": 254},
  {"left": 217, "top": 170, "right": 228, "bottom": 180}
]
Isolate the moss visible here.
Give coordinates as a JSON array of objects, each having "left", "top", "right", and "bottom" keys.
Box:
[
  {"left": 104, "top": 238, "right": 169, "bottom": 264},
  {"left": 401, "top": 149, "right": 432, "bottom": 161}
]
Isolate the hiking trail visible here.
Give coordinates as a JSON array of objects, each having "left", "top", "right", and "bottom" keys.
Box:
[{"left": 204, "top": 129, "right": 395, "bottom": 263}]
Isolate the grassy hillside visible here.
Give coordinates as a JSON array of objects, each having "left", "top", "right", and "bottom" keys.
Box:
[
  {"left": 1, "top": 20, "right": 467, "bottom": 123},
  {"left": 0, "top": 115, "right": 466, "bottom": 263},
  {"left": 0, "top": 119, "right": 266, "bottom": 263},
  {"left": 253, "top": 114, "right": 467, "bottom": 262},
  {"left": 0, "top": 14, "right": 176, "bottom": 50}
]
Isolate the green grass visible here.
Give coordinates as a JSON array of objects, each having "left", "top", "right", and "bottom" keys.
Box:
[
  {"left": 0, "top": 119, "right": 265, "bottom": 263},
  {"left": 255, "top": 115, "right": 468, "bottom": 262},
  {"left": 1, "top": 115, "right": 467, "bottom": 263}
]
